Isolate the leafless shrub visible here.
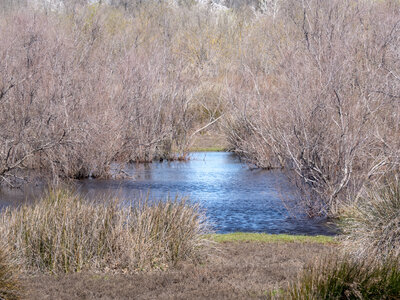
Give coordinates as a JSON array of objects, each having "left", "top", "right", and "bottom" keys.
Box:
[
  {"left": 0, "top": 0, "right": 27, "bottom": 12},
  {"left": 0, "top": 4, "right": 227, "bottom": 185},
  {"left": 225, "top": 0, "right": 400, "bottom": 216},
  {"left": 3, "top": 0, "right": 398, "bottom": 219}
]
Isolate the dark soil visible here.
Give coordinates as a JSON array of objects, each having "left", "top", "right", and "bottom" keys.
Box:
[{"left": 22, "top": 242, "right": 333, "bottom": 299}]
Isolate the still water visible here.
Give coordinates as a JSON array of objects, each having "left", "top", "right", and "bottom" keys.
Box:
[{"left": 0, "top": 152, "right": 335, "bottom": 235}]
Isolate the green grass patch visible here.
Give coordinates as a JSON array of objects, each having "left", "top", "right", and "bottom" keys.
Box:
[{"left": 206, "top": 232, "right": 335, "bottom": 244}]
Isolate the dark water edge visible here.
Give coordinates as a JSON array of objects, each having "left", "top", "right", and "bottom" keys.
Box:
[{"left": 0, "top": 152, "right": 337, "bottom": 236}]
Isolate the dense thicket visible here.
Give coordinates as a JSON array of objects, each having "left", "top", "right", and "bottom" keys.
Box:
[
  {"left": 1, "top": 0, "right": 399, "bottom": 217},
  {"left": 224, "top": 0, "right": 400, "bottom": 216},
  {"left": 0, "top": 2, "right": 224, "bottom": 184}
]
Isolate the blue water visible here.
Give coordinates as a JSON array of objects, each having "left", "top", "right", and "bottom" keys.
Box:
[{"left": 76, "top": 152, "right": 335, "bottom": 235}]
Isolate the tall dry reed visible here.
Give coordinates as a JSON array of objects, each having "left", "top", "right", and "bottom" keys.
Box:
[
  {"left": 275, "top": 255, "right": 400, "bottom": 300},
  {"left": 0, "top": 244, "right": 22, "bottom": 300},
  {"left": 340, "top": 176, "right": 400, "bottom": 262},
  {"left": 0, "top": 189, "right": 207, "bottom": 273}
]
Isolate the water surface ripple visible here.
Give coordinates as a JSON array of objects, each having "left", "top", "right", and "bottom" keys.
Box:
[
  {"left": 77, "top": 152, "right": 335, "bottom": 235},
  {"left": 0, "top": 152, "right": 335, "bottom": 235}
]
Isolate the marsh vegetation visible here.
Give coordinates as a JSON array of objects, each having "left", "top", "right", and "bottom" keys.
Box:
[
  {"left": 0, "top": 0, "right": 399, "bottom": 217},
  {"left": 0, "top": 189, "right": 207, "bottom": 274},
  {"left": 0, "top": 245, "right": 22, "bottom": 300},
  {"left": 1, "top": 0, "right": 400, "bottom": 298}
]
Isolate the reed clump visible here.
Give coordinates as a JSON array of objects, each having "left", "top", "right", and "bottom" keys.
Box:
[
  {"left": 339, "top": 176, "right": 400, "bottom": 262},
  {"left": 0, "top": 245, "right": 22, "bottom": 300},
  {"left": 275, "top": 255, "right": 400, "bottom": 300},
  {"left": 0, "top": 189, "right": 207, "bottom": 274}
]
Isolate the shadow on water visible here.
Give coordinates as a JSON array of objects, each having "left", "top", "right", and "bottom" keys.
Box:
[{"left": 0, "top": 152, "right": 337, "bottom": 235}]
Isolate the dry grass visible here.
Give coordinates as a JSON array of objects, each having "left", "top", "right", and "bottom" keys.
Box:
[
  {"left": 0, "top": 244, "right": 22, "bottom": 300},
  {"left": 276, "top": 255, "right": 400, "bottom": 300},
  {"left": 340, "top": 176, "right": 400, "bottom": 262},
  {"left": 22, "top": 242, "right": 333, "bottom": 299},
  {"left": 0, "top": 189, "right": 207, "bottom": 274}
]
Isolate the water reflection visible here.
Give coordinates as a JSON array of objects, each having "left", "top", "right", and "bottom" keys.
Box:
[{"left": 78, "top": 152, "right": 335, "bottom": 235}]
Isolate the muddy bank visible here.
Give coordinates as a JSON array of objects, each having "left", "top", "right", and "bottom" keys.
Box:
[{"left": 23, "top": 241, "right": 334, "bottom": 299}]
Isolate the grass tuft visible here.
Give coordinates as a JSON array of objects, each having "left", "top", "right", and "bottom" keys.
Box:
[
  {"left": 0, "top": 188, "right": 207, "bottom": 274},
  {"left": 275, "top": 255, "right": 400, "bottom": 299},
  {"left": 0, "top": 245, "right": 22, "bottom": 300},
  {"left": 340, "top": 176, "right": 400, "bottom": 261}
]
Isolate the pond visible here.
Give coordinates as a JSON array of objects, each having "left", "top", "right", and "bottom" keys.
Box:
[{"left": 0, "top": 152, "right": 336, "bottom": 235}]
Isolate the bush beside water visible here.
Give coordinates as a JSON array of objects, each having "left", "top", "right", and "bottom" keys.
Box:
[{"left": 0, "top": 0, "right": 399, "bottom": 297}]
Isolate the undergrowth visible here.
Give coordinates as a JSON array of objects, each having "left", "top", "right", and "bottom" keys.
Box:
[
  {"left": 0, "top": 189, "right": 207, "bottom": 274},
  {"left": 340, "top": 177, "right": 400, "bottom": 261},
  {"left": 0, "top": 244, "right": 22, "bottom": 300},
  {"left": 275, "top": 255, "right": 400, "bottom": 300}
]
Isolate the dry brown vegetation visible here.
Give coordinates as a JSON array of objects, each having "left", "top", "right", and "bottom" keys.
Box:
[
  {"left": 22, "top": 242, "right": 332, "bottom": 299},
  {"left": 0, "top": 189, "right": 207, "bottom": 274},
  {"left": 1, "top": 2, "right": 400, "bottom": 298},
  {"left": 278, "top": 254, "right": 400, "bottom": 299},
  {"left": 0, "top": 2, "right": 225, "bottom": 185},
  {"left": 1, "top": 0, "right": 399, "bottom": 218},
  {"left": 224, "top": 0, "right": 400, "bottom": 216},
  {"left": 340, "top": 176, "right": 400, "bottom": 262},
  {"left": 0, "top": 244, "right": 22, "bottom": 300}
]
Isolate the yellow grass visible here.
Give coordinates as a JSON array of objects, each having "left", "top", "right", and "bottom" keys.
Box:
[{"left": 0, "top": 189, "right": 207, "bottom": 274}]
